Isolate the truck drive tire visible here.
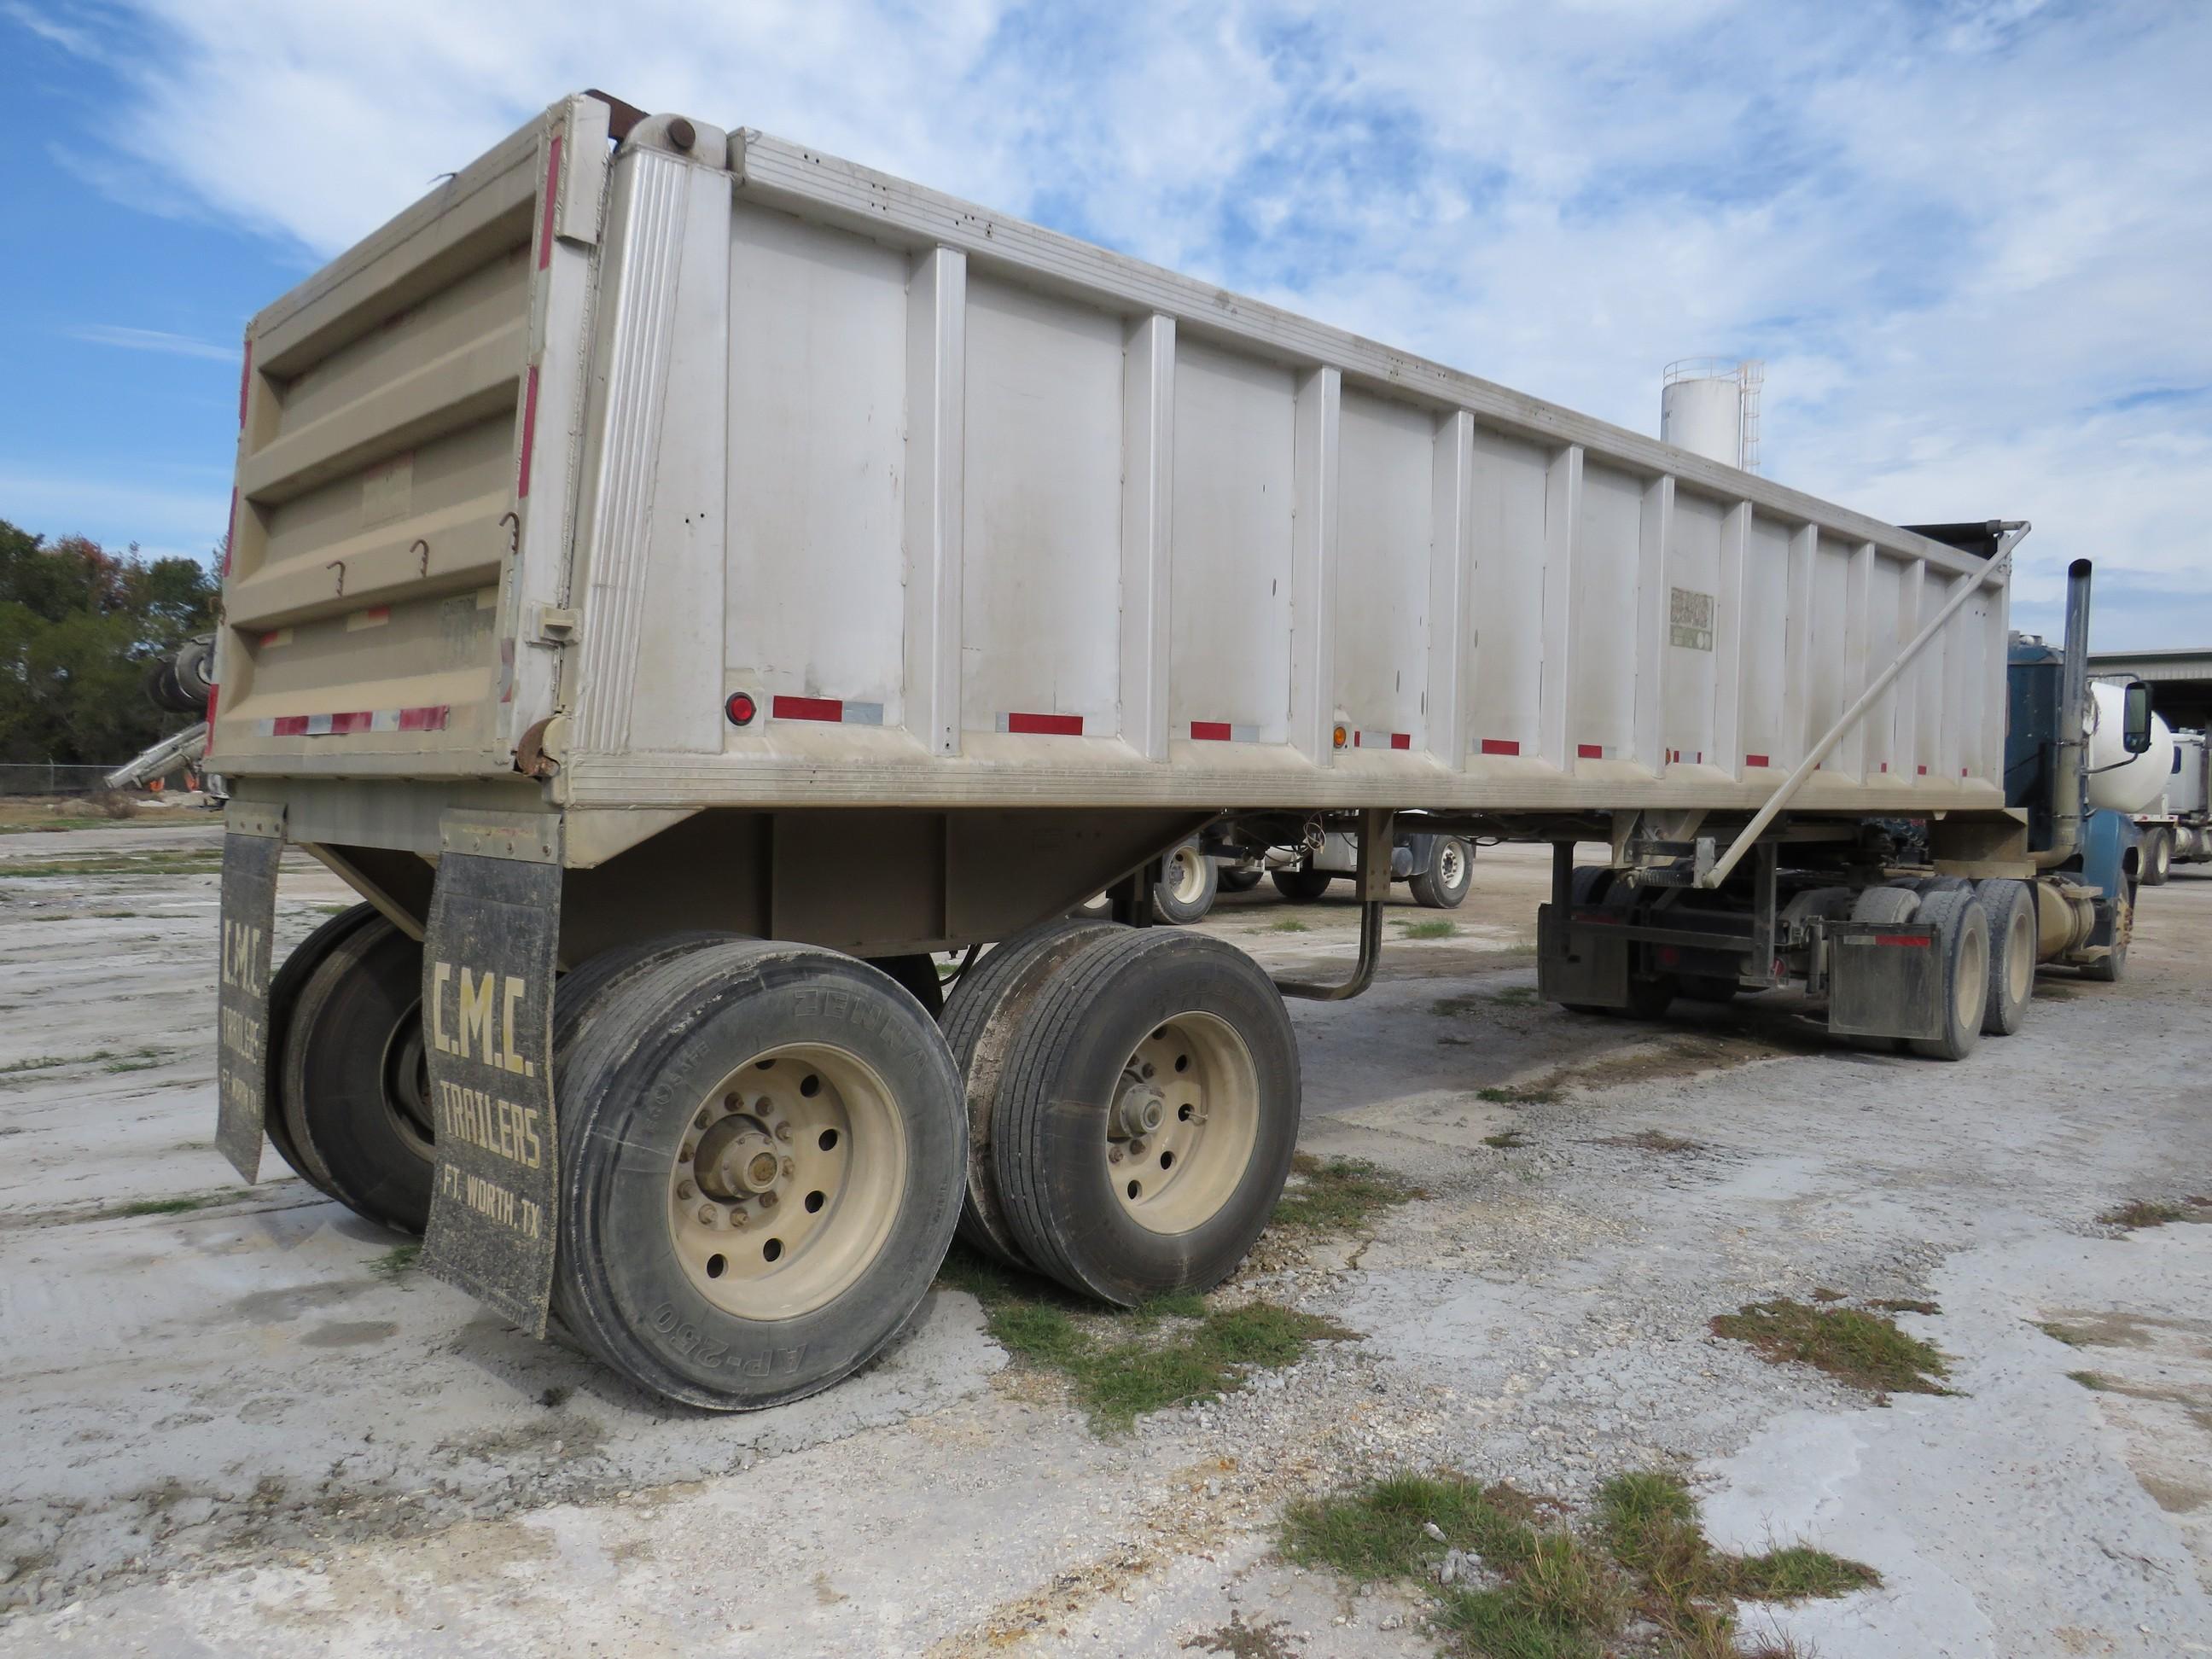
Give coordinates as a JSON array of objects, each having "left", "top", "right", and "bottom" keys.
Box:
[
  {"left": 282, "top": 915, "right": 435, "bottom": 1233},
  {"left": 940, "top": 917, "right": 1123, "bottom": 1266},
  {"left": 1849, "top": 884, "right": 1921, "bottom": 926},
  {"left": 1153, "top": 840, "right": 1219, "bottom": 923},
  {"left": 1408, "top": 836, "right": 1473, "bottom": 910},
  {"left": 1906, "top": 888, "right": 1989, "bottom": 1062},
  {"left": 992, "top": 929, "right": 1300, "bottom": 1307},
  {"left": 554, "top": 941, "right": 966, "bottom": 1410},
  {"left": 1976, "top": 879, "right": 2035, "bottom": 1036},
  {"left": 1271, "top": 864, "right": 1332, "bottom": 903},
  {"left": 2142, "top": 830, "right": 2172, "bottom": 887},
  {"left": 263, "top": 901, "right": 383, "bottom": 1196},
  {"left": 2080, "top": 889, "right": 2132, "bottom": 983}
]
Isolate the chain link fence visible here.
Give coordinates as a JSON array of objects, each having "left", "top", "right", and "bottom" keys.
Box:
[{"left": 0, "top": 762, "right": 133, "bottom": 797}]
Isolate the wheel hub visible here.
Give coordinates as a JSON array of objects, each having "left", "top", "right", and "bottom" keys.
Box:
[{"left": 1105, "top": 1015, "right": 1260, "bottom": 1235}]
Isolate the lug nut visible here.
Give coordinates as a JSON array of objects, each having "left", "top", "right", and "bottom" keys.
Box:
[
  {"left": 760, "top": 1190, "right": 779, "bottom": 1209},
  {"left": 680, "top": 1141, "right": 696, "bottom": 1163},
  {"left": 677, "top": 1179, "right": 696, "bottom": 1200},
  {"left": 774, "top": 1121, "right": 793, "bottom": 1143},
  {"left": 695, "top": 1110, "right": 710, "bottom": 1131},
  {"left": 1129, "top": 1138, "right": 1147, "bottom": 1158},
  {"left": 1109, "top": 1147, "right": 1124, "bottom": 1164},
  {"left": 696, "top": 1204, "right": 716, "bottom": 1225}
]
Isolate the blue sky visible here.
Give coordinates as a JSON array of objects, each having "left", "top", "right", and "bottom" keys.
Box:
[{"left": 3, "top": 0, "right": 2207, "bottom": 650}]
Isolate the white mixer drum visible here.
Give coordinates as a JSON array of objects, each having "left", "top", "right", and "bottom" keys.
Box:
[{"left": 2085, "top": 680, "right": 2175, "bottom": 813}]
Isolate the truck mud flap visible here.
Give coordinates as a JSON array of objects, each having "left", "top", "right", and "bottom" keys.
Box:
[
  {"left": 418, "top": 851, "right": 562, "bottom": 1337},
  {"left": 1535, "top": 903, "right": 1630, "bottom": 1008},
  {"left": 1825, "top": 921, "right": 1944, "bottom": 1041},
  {"left": 214, "top": 812, "right": 284, "bottom": 1182}
]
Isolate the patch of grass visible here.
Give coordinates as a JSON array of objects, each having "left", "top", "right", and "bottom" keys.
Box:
[
  {"left": 368, "top": 1243, "right": 422, "bottom": 1284},
  {"left": 0, "top": 849, "right": 224, "bottom": 880},
  {"left": 1399, "top": 918, "right": 1456, "bottom": 940},
  {"left": 939, "top": 1246, "right": 1349, "bottom": 1431},
  {"left": 1270, "top": 1152, "right": 1423, "bottom": 1232},
  {"left": 1871, "top": 1298, "right": 1940, "bottom": 1317},
  {"left": 103, "top": 1047, "right": 166, "bottom": 1074},
  {"left": 117, "top": 1195, "right": 211, "bottom": 1217},
  {"left": 2068, "top": 1370, "right": 2114, "bottom": 1391},
  {"left": 1183, "top": 1614, "right": 1296, "bottom": 1657},
  {"left": 1477, "top": 1085, "right": 1558, "bottom": 1105},
  {"left": 1269, "top": 917, "right": 1311, "bottom": 933},
  {"left": 0, "top": 1049, "right": 119, "bottom": 1077},
  {"left": 1712, "top": 1298, "right": 1950, "bottom": 1398},
  {"left": 1603, "top": 1130, "right": 1703, "bottom": 1155},
  {"left": 1285, "top": 1469, "right": 1873, "bottom": 1659},
  {"left": 1489, "top": 984, "right": 1536, "bottom": 1004},
  {"left": 1483, "top": 1131, "right": 1528, "bottom": 1150},
  {"left": 2099, "top": 1199, "right": 2185, "bottom": 1231},
  {"left": 2034, "top": 1320, "right": 2092, "bottom": 1348}
]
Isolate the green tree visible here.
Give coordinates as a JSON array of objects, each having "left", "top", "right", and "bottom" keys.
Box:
[{"left": 0, "top": 518, "right": 218, "bottom": 766}]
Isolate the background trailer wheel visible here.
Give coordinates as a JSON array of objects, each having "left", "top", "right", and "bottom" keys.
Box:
[
  {"left": 261, "top": 900, "right": 382, "bottom": 1195},
  {"left": 554, "top": 941, "right": 966, "bottom": 1411},
  {"left": 281, "top": 915, "right": 434, "bottom": 1233},
  {"left": 991, "top": 929, "right": 1299, "bottom": 1307},
  {"left": 940, "top": 917, "right": 1123, "bottom": 1266},
  {"left": 1271, "top": 864, "right": 1331, "bottom": 903},
  {"left": 1152, "top": 839, "right": 1219, "bottom": 923},
  {"left": 1407, "top": 836, "right": 1473, "bottom": 910}
]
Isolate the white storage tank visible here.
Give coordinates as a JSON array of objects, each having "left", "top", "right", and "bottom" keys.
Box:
[
  {"left": 1662, "top": 359, "right": 1763, "bottom": 472},
  {"left": 2086, "top": 679, "right": 2176, "bottom": 813}
]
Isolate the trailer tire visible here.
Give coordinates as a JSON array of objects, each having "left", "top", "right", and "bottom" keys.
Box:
[
  {"left": 1849, "top": 885, "right": 1922, "bottom": 925},
  {"left": 1975, "top": 879, "right": 2035, "bottom": 1036},
  {"left": 2142, "top": 830, "right": 2171, "bottom": 887},
  {"left": 1408, "top": 837, "right": 1473, "bottom": 910},
  {"left": 552, "top": 932, "right": 745, "bottom": 1077},
  {"left": 1153, "top": 840, "right": 1219, "bottom": 923},
  {"left": 1271, "top": 864, "right": 1332, "bottom": 903},
  {"left": 1906, "top": 889, "right": 1988, "bottom": 1062},
  {"left": 283, "top": 916, "right": 434, "bottom": 1233},
  {"left": 1218, "top": 864, "right": 1263, "bottom": 894},
  {"left": 554, "top": 941, "right": 966, "bottom": 1411},
  {"left": 940, "top": 917, "right": 1125, "bottom": 1266},
  {"left": 993, "top": 929, "right": 1299, "bottom": 1307},
  {"left": 264, "top": 901, "right": 385, "bottom": 1195}
]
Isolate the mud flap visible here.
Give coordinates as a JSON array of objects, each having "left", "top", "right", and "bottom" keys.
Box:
[
  {"left": 214, "top": 811, "right": 284, "bottom": 1182},
  {"left": 418, "top": 849, "right": 562, "bottom": 1337},
  {"left": 1825, "top": 921, "right": 1945, "bottom": 1041}
]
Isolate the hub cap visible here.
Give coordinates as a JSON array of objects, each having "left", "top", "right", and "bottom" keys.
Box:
[
  {"left": 1165, "top": 845, "right": 1208, "bottom": 905},
  {"left": 668, "top": 1045, "right": 908, "bottom": 1319},
  {"left": 1438, "top": 841, "right": 1465, "bottom": 889},
  {"left": 1107, "top": 1014, "right": 1260, "bottom": 1235}
]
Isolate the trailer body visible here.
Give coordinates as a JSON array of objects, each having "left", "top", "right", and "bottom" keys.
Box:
[{"left": 203, "top": 95, "right": 2037, "bottom": 1404}]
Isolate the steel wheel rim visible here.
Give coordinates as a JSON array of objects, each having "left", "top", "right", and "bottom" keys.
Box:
[
  {"left": 1438, "top": 841, "right": 1465, "bottom": 890},
  {"left": 1106, "top": 1012, "right": 1260, "bottom": 1235},
  {"left": 2004, "top": 905, "right": 2034, "bottom": 1005},
  {"left": 379, "top": 1000, "right": 435, "bottom": 1160},
  {"left": 1166, "top": 845, "right": 1208, "bottom": 905},
  {"left": 667, "top": 1044, "right": 908, "bottom": 1319},
  {"left": 1956, "top": 923, "right": 1988, "bottom": 1031}
]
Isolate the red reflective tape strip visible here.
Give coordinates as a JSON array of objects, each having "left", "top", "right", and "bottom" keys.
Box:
[
  {"left": 517, "top": 364, "right": 541, "bottom": 498},
  {"left": 238, "top": 338, "right": 251, "bottom": 428},
  {"left": 1191, "top": 721, "right": 1233, "bottom": 742},
  {"left": 326, "top": 711, "right": 374, "bottom": 734},
  {"left": 224, "top": 488, "right": 238, "bottom": 577},
  {"left": 271, "top": 715, "right": 310, "bottom": 737},
  {"left": 1390, "top": 732, "right": 1410, "bottom": 750},
  {"left": 772, "top": 695, "right": 844, "bottom": 722},
  {"left": 1879, "top": 761, "right": 1889, "bottom": 772},
  {"left": 397, "top": 705, "right": 450, "bottom": 731},
  {"left": 1871, "top": 933, "right": 1930, "bottom": 946},
  {"left": 1576, "top": 742, "right": 1603, "bottom": 760},
  {"left": 1745, "top": 753, "right": 1770, "bottom": 768},
  {"left": 538, "top": 134, "right": 562, "bottom": 270},
  {"left": 1480, "top": 738, "right": 1519, "bottom": 756},
  {"left": 1917, "top": 764, "right": 1929, "bottom": 775},
  {"left": 203, "top": 684, "right": 218, "bottom": 755},
  {"left": 1005, "top": 711, "right": 1082, "bottom": 736}
]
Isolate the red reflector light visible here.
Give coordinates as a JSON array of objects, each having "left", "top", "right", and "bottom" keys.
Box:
[
  {"left": 725, "top": 692, "right": 758, "bottom": 727},
  {"left": 1656, "top": 946, "right": 1681, "bottom": 967}
]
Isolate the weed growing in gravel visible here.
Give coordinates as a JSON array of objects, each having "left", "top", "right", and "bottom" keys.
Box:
[
  {"left": 102, "top": 1047, "right": 166, "bottom": 1074},
  {"left": 368, "top": 1243, "right": 422, "bottom": 1284},
  {"left": 1400, "top": 918, "right": 1456, "bottom": 940},
  {"left": 118, "top": 1196, "right": 211, "bottom": 1217},
  {"left": 1870, "top": 1298, "right": 1940, "bottom": 1317},
  {"left": 1711, "top": 1299, "right": 1950, "bottom": 1398},
  {"left": 1284, "top": 1468, "right": 1874, "bottom": 1658},
  {"left": 2098, "top": 1199, "right": 2187, "bottom": 1230},
  {"left": 0, "top": 1049, "right": 120, "bottom": 1078},
  {"left": 1603, "top": 1130, "right": 1703, "bottom": 1155},
  {"left": 1269, "top": 917, "right": 1311, "bottom": 933},
  {"left": 937, "top": 1246, "right": 1350, "bottom": 1431},
  {"left": 2034, "top": 1320, "right": 2092, "bottom": 1348},
  {"left": 1488, "top": 985, "right": 1536, "bottom": 1004},
  {"left": 1483, "top": 1131, "right": 1528, "bottom": 1150},
  {"left": 1476, "top": 1086, "right": 1558, "bottom": 1105},
  {"left": 2068, "top": 1370, "right": 2113, "bottom": 1391},
  {"left": 0, "top": 850, "right": 224, "bottom": 879},
  {"left": 1270, "top": 1152, "right": 1423, "bottom": 1232}
]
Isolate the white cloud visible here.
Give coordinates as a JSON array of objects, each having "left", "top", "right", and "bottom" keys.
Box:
[
  {"left": 65, "top": 323, "right": 237, "bottom": 361},
  {"left": 25, "top": 0, "right": 2212, "bottom": 646}
]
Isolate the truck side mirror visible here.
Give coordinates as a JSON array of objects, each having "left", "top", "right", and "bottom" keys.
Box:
[{"left": 2122, "top": 680, "right": 2153, "bottom": 754}]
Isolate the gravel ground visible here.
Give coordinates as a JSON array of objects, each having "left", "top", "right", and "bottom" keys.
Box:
[{"left": 1, "top": 824, "right": 2207, "bottom": 1656}]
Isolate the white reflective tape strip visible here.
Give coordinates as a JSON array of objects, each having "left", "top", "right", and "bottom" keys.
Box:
[
  {"left": 841, "top": 701, "right": 884, "bottom": 725},
  {"left": 371, "top": 709, "right": 402, "bottom": 732}
]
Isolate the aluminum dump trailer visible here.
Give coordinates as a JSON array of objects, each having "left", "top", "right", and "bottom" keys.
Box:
[{"left": 208, "top": 92, "right": 2034, "bottom": 1410}]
